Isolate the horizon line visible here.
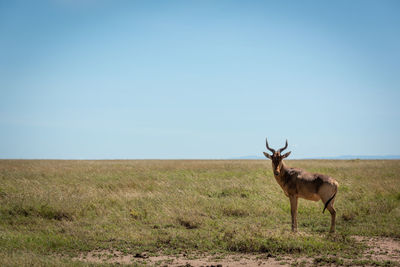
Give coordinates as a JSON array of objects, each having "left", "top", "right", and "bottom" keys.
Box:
[{"left": 1, "top": 155, "right": 400, "bottom": 160}]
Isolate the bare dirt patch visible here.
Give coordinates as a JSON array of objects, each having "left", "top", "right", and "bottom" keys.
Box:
[
  {"left": 353, "top": 235, "right": 400, "bottom": 263},
  {"left": 74, "top": 236, "right": 400, "bottom": 266},
  {"left": 75, "top": 250, "right": 288, "bottom": 266}
]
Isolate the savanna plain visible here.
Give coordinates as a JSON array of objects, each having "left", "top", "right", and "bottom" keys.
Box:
[{"left": 0, "top": 159, "right": 399, "bottom": 266}]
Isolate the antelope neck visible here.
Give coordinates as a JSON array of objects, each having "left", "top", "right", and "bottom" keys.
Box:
[{"left": 277, "top": 161, "right": 289, "bottom": 178}]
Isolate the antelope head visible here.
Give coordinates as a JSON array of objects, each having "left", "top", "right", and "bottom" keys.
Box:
[{"left": 263, "top": 138, "right": 291, "bottom": 176}]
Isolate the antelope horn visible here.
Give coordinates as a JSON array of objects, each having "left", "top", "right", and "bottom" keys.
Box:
[
  {"left": 278, "top": 139, "right": 288, "bottom": 153},
  {"left": 265, "top": 138, "right": 275, "bottom": 153}
]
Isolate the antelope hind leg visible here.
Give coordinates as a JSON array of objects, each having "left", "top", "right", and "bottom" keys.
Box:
[{"left": 326, "top": 203, "right": 336, "bottom": 233}]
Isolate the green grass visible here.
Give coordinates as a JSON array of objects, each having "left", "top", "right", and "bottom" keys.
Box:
[{"left": 0, "top": 159, "right": 399, "bottom": 265}]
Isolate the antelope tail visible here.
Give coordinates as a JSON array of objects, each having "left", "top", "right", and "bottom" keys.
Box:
[{"left": 323, "top": 190, "right": 337, "bottom": 213}]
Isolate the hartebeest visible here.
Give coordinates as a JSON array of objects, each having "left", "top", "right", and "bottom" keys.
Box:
[{"left": 263, "top": 139, "right": 339, "bottom": 232}]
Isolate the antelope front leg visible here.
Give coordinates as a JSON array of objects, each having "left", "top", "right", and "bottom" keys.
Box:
[{"left": 289, "top": 195, "right": 298, "bottom": 232}]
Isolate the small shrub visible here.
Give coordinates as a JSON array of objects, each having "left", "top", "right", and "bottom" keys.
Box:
[
  {"left": 313, "top": 256, "right": 344, "bottom": 265},
  {"left": 177, "top": 216, "right": 201, "bottom": 229},
  {"left": 342, "top": 212, "right": 356, "bottom": 221},
  {"left": 222, "top": 206, "right": 249, "bottom": 217}
]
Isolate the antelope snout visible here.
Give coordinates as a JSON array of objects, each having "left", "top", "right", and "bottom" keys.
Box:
[{"left": 274, "top": 170, "right": 280, "bottom": 176}]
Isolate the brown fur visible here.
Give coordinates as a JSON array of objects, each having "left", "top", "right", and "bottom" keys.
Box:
[{"left": 263, "top": 140, "right": 339, "bottom": 233}]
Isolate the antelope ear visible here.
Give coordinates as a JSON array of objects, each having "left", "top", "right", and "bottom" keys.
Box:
[
  {"left": 263, "top": 152, "right": 272, "bottom": 159},
  {"left": 282, "top": 151, "right": 291, "bottom": 158}
]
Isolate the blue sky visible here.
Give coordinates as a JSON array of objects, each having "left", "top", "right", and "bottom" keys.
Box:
[{"left": 1, "top": 0, "right": 399, "bottom": 159}]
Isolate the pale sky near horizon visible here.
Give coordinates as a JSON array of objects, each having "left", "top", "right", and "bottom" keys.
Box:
[{"left": 1, "top": 0, "right": 399, "bottom": 159}]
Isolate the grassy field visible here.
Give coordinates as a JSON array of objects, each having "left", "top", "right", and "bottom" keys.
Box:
[{"left": 0, "top": 159, "right": 399, "bottom": 266}]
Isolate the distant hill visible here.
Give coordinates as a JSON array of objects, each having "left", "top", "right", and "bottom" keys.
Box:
[
  {"left": 312, "top": 155, "right": 400, "bottom": 160},
  {"left": 233, "top": 155, "right": 400, "bottom": 160},
  {"left": 231, "top": 155, "right": 265, "bottom": 160}
]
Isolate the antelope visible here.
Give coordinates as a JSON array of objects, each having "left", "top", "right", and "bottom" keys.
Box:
[{"left": 263, "top": 139, "right": 339, "bottom": 233}]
